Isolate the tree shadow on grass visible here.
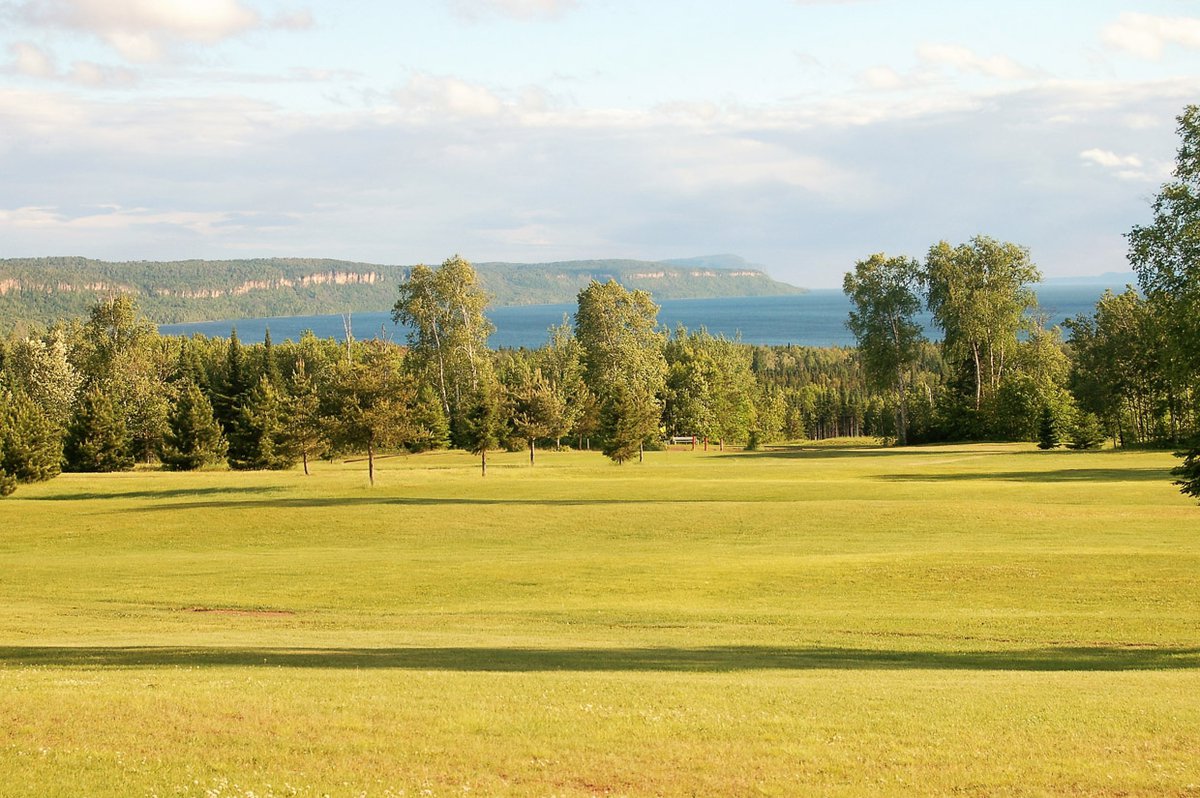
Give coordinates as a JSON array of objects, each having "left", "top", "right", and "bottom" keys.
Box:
[
  {"left": 877, "top": 468, "right": 1170, "bottom": 484},
  {"left": 124, "top": 495, "right": 739, "bottom": 512},
  {"left": 0, "top": 645, "right": 1196, "bottom": 672},
  {"left": 34, "top": 486, "right": 284, "bottom": 502}
]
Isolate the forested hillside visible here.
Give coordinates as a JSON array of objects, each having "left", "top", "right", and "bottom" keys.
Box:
[{"left": 0, "top": 254, "right": 802, "bottom": 332}]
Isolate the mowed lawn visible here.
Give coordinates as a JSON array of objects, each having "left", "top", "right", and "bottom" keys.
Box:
[{"left": 1, "top": 442, "right": 1198, "bottom": 796}]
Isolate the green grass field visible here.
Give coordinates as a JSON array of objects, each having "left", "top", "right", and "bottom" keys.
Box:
[{"left": 1, "top": 442, "right": 1198, "bottom": 796}]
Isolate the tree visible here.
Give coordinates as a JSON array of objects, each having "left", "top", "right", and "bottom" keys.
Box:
[
  {"left": 326, "top": 342, "right": 416, "bottom": 485},
  {"left": 229, "top": 379, "right": 297, "bottom": 470},
  {"left": 575, "top": 280, "right": 667, "bottom": 463},
  {"left": 1173, "top": 442, "right": 1200, "bottom": 502},
  {"left": 72, "top": 295, "right": 168, "bottom": 463},
  {"left": 1037, "top": 405, "right": 1060, "bottom": 450},
  {"left": 159, "top": 380, "right": 227, "bottom": 471},
  {"left": 1068, "top": 412, "right": 1106, "bottom": 451},
  {"left": 508, "top": 367, "right": 566, "bottom": 466},
  {"left": 1128, "top": 105, "right": 1200, "bottom": 380},
  {"left": 63, "top": 384, "right": 135, "bottom": 472},
  {"left": 461, "top": 382, "right": 502, "bottom": 476},
  {"left": 924, "top": 237, "right": 1041, "bottom": 414},
  {"left": 392, "top": 255, "right": 494, "bottom": 444},
  {"left": 843, "top": 253, "right": 925, "bottom": 445},
  {"left": 287, "top": 357, "right": 326, "bottom": 476},
  {"left": 0, "top": 388, "right": 63, "bottom": 489},
  {"left": 2, "top": 329, "right": 81, "bottom": 429}
]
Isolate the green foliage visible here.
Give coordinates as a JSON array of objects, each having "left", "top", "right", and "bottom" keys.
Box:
[
  {"left": 393, "top": 255, "right": 494, "bottom": 446},
  {"left": 925, "top": 236, "right": 1041, "bottom": 412},
  {"left": 1037, "top": 405, "right": 1060, "bottom": 450},
  {"left": 1068, "top": 412, "right": 1106, "bottom": 450},
  {"left": 0, "top": 388, "right": 63, "bottom": 485},
  {"left": 159, "top": 380, "right": 227, "bottom": 471},
  {"left": 63, "top": 384, "right": 135, "bottom": 472},
  {"left": 576, "top": 280, "right": 666, "bottom": 462},
  {"left": 1172, "top": 442, "right": 1200, "bottom": 501},
  {"left": 843, "top": 253, "right": 925, "bottom": 445},
  {"left": 1128, "top": 105, "right": 1200, "bottom": 380},
  {"left": 326, "top": 342, "right": 416, "bottom": 484},
  {"left": 229, "top": 379, "right": 297, "bottom": 470},
  {"left": 460, "top": 383, "right": 503, "bottom": 475}
]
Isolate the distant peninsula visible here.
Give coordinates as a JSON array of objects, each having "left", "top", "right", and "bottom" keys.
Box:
[{"left": 0, "top": 254, "right": 803, "bottom": 331}]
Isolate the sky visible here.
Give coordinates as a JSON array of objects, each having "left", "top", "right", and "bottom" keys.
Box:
[{"left": 1, "top": 0, "right": 1199, "bottom": 287}]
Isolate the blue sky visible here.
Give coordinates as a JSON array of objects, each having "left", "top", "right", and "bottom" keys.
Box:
[{"left": 2, "top": 0, "right": 1199, "bottom": 287}]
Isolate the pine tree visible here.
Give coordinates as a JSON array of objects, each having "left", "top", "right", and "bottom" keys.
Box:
[
  {"left": 409, "top": 383, "right": 451, "bottom": 453},
  {"left": 1067, "top": 412, "right": 1105, "bottom": 451},
  {"left": 288, "top": 358, "right": 326, "bottom": 475},
  {"left": 1037, "top": 405, "right": 1060, "bottom": 450},
  {"left": 0, "top": 389, "right": 63, "bottom": 484},
  {"left": 63, "top": 384, "right": 135, "bottom": 472},
  {"left": 1173, "top": 442, "right": 1200, "bottom": 502},
  {"left": 160, "top": 380, "right": 227, "bottom": 470},
  {"left": 461, "top": 383, "right": 502, "bottom": 476},
  {"left": 229, "top": 379, "right": 297, "bottom": 470}
]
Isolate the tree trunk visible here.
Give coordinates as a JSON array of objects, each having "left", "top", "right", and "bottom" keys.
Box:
[
  {"left": 367, "top": 439, "right": 375, "bottom": 486},
  {"left": 481, "top": 448, "right": 486, "bottom": 477},
  {"left": 529, "top": 439, "right": 535, "bottom": 466},
  {"left": 302, "top": 450, "right": 309, "bottom": 476},
  {"left": 639, "top": 441, "right": 644, "bottom": 463},
  {"left": 972, "top": 342, "right": 983, "bottom": 410}
]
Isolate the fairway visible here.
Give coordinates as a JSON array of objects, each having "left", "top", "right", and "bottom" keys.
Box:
[{"left": 2, "top": 443, "right": 1198, "bottom": 796}]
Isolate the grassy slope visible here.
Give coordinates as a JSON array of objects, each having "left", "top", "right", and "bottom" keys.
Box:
[{"left": 0, "top": 443, "right": 1197, "bottom": 796}]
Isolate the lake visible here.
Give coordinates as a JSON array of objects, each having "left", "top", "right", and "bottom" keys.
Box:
[{"left": 158, "top": 284, "right": 1128, "bottom": 349}]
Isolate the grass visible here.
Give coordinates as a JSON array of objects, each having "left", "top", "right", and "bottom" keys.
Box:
[{"left": 1, "top": 441, "right": 1198, "bottom": 796}]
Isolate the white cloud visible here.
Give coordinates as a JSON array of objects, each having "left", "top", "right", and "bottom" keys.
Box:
[
  {"left": 9, "top": 42, "right": 56, "bottom": 77},
  {"left": 16, "top": 0, "right": 310, "bottom": 61},
  {"left": 1079, "top": 148, "right": 1141, "bottom": 169},
  {"left": 1102, "top": 12, "right": 1200, "bottom": 60},
  {"left": 916, "top": 43, "right": 1033, "bottom": 80},
  {"left": 859, "top": 65, "right": 907, "bottom": 91},
  {"left": 448, "top": 0, "right": 576, "bottom": 21},
  {"left": 392, "top": 73, "right": 506, "bottom": 118},
  {"left": 0, "top": 204, "right": 230, "bottom": 234}
]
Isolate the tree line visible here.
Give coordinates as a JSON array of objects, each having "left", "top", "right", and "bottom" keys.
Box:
[
  {"left": 843, "top": 105, "right": 1200, "bottom": 499},
  {"left": 1, "top": 107, "right": 1198, "bottom": 502}
]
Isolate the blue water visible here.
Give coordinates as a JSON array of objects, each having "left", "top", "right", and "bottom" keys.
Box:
[{"left": 158, "top": 285, "right": 1120, "bottom": 349}]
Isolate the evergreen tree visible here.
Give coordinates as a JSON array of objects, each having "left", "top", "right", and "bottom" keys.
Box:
[
  {"left": 508, "top": 368, "right": 566, "bottom": 466},
  {"left": 409, "top": 383, "right": 451, "bottom": 453},
  {"left": 229, "top": 379, "right": 296, "bottom": 470},
  {"left": 63, "top": 384, "right": 135, "bottom": 472},
  {"left": 0, "top": 389, "right": 63, "bottom": 485},
  {"left": 160, "top": 380, "right": 227, "bottom": 471},
  {"left": 215, "top": 329, "right": 250, "bottom": 435},
  {"left": 1037, "top": 405, "right": 1060, "bottom": 450},
  {"left": 1067, "top": 412, "right": 1106, "bottom": 451},
  {"left": 288, "top": 358, "right": 327, "bottom": 475},
  {"left": 461, "top": 383, "right": 502, "bottom": 476},
  {"left": 1172, "top": 441, "right": 1200, "bottom": 502}
]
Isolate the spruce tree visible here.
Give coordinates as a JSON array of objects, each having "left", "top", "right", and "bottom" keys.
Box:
[
  {"left": 1173, "top": 442, "right": 1200, "bottom": 502},
  {"left": 160, "top": 380, "right": 227, "bottom": 470},
  {"left": 288, "top": 358, "right": 326, "bottom": 475},
  {"left": 0, "top": 389, "right": 63, "bottom": 484},
  {"left": 229, "top": 379, "right": 296, "bottom": 470},
  {"left": 1036, "top": 405, "right": 1060, "bottom": 450},
  {"left": 1067, "top": 412, "right": 1105, "bottom": 451},
  {"left": 63, "top": 384, "right": 135, "bottom": 472}
]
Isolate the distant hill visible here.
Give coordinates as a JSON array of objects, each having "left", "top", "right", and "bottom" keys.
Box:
[{"left": 0, "top": 255, "right": 803, "bottom": 331}]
